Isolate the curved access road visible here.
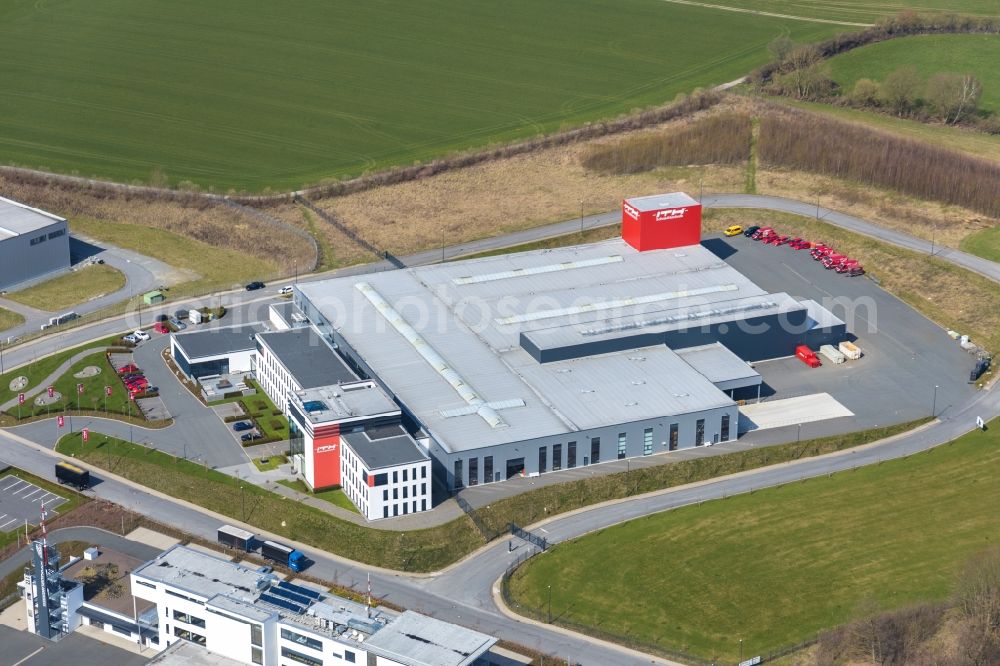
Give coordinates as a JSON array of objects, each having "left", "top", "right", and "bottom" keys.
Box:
[{"left": 1, "top": 194, "right": 998, "bottom": 664}]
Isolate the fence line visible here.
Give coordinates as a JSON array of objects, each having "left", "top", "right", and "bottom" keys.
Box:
[{"left": 221, "top": 199, "right": 320, "bottom": 272}]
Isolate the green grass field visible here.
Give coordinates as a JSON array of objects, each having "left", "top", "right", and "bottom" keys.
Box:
[
  {"left": 960, "top": 225, "right": 1000, "bottom": 262},
  {"left": 508, "top": 421, "right": 1000, "bottom": 662},
  {"left": 5, "top": 264, "right": 126, "bottom": 312},
  {"left": 0, "top": 0, "right": 835, "bottom": 191},
  {"left": 826, "top": 34, "right": 1000, "bottom": 115},
  {"left": 278, "top": 479, "right": 360, "bottom": 515},
  {"left": 0, "top": 307, "right": 25, "bottom": 333},
  {"left": 725, "top": 0, "right": 999, "bottom": 22},
  {"left": 0, "top": 335, "right": 121, "bottom": 408}
]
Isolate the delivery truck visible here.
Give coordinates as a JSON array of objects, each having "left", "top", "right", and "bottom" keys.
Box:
[
  {"left": 260, "top": 540, "right": 307, "bottom": 572},
  {"left": 55, "top": 461, "right": 90, "bottom": 490},
  {"left": 217, "top": 525, "right": 258, "bottom": 552},
  {"left": 795, "top": 345, "right": 821, "bottom": 368}
]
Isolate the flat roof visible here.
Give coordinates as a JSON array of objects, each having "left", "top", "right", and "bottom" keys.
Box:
[
  {"left": 624, "top": 191, "right": 699, "bottom": 212},
  {"left": 172, "top": 325, "right": 262, "bottom": 360},
  {"left": 257, "top": 328, "right": 358, "bottom": 389},
  {"left": 270, "top": 301, "right": 309, "bottom": 328},
  {"left": 342, "top": 430, "right": 427, "bottom": 470},
  {"left": 63, "top": 548, "right": 155, "bottom": 618},
  {"left": 0, "top": 195, "right": 66, "bottom": 240},
  {"left": 364, "top": 611, "right": 497, "bottom": 666},
  {"left": 676, "top": 343, "right": 761, "bottom": 385},
  {"left": 298, "top": 239, "right": 745, "bottom": 452},
  {"left": 132, "top": 545, "right": 267, "bottom": 603},
  {"left": 146, "top": 640, "right": 248, "bottom": 666},
  {"left": 291, "top": 381, "right": 399, "bottom": 425}
]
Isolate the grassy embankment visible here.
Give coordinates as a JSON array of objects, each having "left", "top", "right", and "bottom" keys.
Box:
[
  {"left": 54, "top": 420, "right": 924, "bottom": 571},
  {"left": 507, "top": 419, "right": 1000, "bottom": 663},
  {"left": 0, "top": 0, "right": 834, "bottom": 191},
  {"left": 0, "top": 307, "right": 25, "bottom": 333},
  {"left": 5, "top": 264, "right": 126, "bottom": 312},
  {"left": 0, "top": 335, "right": 123, "bottom": 408}
]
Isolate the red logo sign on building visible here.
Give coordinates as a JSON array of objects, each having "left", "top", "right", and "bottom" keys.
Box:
[{"left": 621, "top": 193, "right": 702, "bottom": 252}]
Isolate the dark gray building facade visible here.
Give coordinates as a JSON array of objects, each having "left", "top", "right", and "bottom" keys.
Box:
[{"left": 0, "top": 196, "right": 71, "bottom": 290}]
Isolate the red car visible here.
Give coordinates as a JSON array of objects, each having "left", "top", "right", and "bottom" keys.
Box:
[
  {"left": 811, "top": 245, "right": 834, "bottom": 260},
  {"left": 822, "top": 253, "right": 848, "bottom": 269},
  {"left": 125, "top": 378, "right": 148, "bottom": 389},
  {"left": 751, "top": 226, "right": 775, "bottom": 241},
  {"left": 836, "top": 261, "right": 865, "bottom": 276},
  {"left": 153, "top": 322, "right": 170, "bottom": 335},
  {"left": 773, "top": 235, "right": 791, "bottom": 246},
  {"left": 118, "top": 364, "right": 139, "bottom": 375},
  {"left": 787, "top": 237, "right": 807, "bottom": 249}
]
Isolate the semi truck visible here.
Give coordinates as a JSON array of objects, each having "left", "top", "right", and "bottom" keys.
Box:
[
  {"left": 55, "top": 461, "right": 90, "bottom": 490},
  {"left": 261, "top": 540, "right": 307, "bottom": 572},
  {"left": 217, "top": 525, "right": 258, "bottom": 552}
]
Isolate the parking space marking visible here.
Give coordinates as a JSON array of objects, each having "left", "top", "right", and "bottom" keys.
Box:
[
  {"left": 0, "top": 518, "right": 18, "bottom": 531},
  {"left": 12, "top": 484, "right": 33, "bottom": 496},
  {"left": 2, "top": 479, "right": 26, "bottom": 492},
  {"left": 23, "top": 488, "right": 45, "bottom": 499}
]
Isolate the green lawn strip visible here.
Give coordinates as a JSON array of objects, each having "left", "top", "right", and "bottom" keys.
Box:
[
  {"left": 0, "top": 335, "right": 124, "bottom": 407},
  {"left": 55, "top": 432, "right": 474, "bottom": 571},
  {"left": 0, "top": 1, "right": 834, "bottom": 191},
  {"left": 278, "top": 479, "right": 360, "bottom": 515},
  {"left": 754, "top": 95, "right": 1000, "bottom": 163},
  {"left": 507, "top": 419, "right": 1000, "bottom": 662},
  {"left": 0, "top": 465, "right": 90, "bottom": 550},
  {"left": 959, "top": 224, "right": 1000, "bottom": 263},
  {"left": 474, "top": 419, "right": 928, "bottom": 538},
  {"left": 239, "top": 381, "right": 288, "bottom": 441},
  {"left": 825, "top": 34, "right": 1000, "bottom": 116},
  {"left": 5, "top": 264, "right": 126, "bottom": 312},
  {"left": 252, "top": 455, "right": 288, "bottom": 473},
  {"left": 0, "top": 307, "right": 25, "bottom": 333},
  {"left": 68, "top": 217, "right": 279, "bottom": 298}
]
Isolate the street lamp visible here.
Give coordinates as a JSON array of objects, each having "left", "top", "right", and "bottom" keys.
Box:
[
  {"left": 932, "top": 384, "right": 939, "bottom": 418},
  {"left": 739, "top": 638, "right": 744, "bottom": 663},
  {"left": 547, "top": 584, "right": 552, "bottom": 624}
]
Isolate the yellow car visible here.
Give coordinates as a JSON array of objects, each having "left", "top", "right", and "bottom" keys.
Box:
[{"left": 724, "top": 224, "right": 743, "bottom": 236}]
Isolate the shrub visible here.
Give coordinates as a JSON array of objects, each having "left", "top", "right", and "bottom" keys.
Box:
[
  {"left": 269, "top": 419, "right": 284, "bottom": 431},
  {"left": 222, "top": 390, "right": 243, "bottom": 399}
]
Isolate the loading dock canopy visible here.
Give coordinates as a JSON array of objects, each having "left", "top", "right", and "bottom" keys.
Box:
[{"left": 676, "top": 342, "right": 761, "bottom": 392}]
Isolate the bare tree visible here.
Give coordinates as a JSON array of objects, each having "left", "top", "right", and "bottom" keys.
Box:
[
  {"left": 926, "top": 73, "right": 983, "bottom": 124},
  {"left": 880, "top": 66, "right": 923, "bottom": 116},
  {"left": 953, "top": 547, "right": 1000, "bottom": 665},
  {"left": 768, "top": 35, "right": 795, "bottom": 62}
]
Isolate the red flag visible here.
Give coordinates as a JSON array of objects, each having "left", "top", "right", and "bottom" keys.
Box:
[
  {"left": 82, "top": 428, "right": 89, "bottom": 442},
  {"left": 77, "top": 383, "right": 84, "bottom": 395},
  {"left": 57, "top": 415, "right": 64, "bottom": 428},
  {"left": 105, "top": 386, "right": 112, "bottom": 397},
  {"left": 47, "top": 386, "right": 54, "bottom": 398},
  {"left": 18, "top": 393, "right": 24, "bottom": 405}
]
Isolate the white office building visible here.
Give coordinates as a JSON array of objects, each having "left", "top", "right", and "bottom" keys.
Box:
[{"left": 131, "top": 545, "right": 497, "bottom": 666}]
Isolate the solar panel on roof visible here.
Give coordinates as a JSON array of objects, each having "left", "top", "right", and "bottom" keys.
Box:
[
  {"left": 259, "top": 593, "right": 305, "bottom": 614},
  {"left": 270, "top": 586, "right": 312, "bottom": 606},
  {"left": 278, "top": 580, "right": 322, "bottom": 599}
]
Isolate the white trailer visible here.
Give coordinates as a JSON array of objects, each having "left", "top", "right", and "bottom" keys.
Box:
[
  {"left": 820, "top": 344, "right": 846, "bottom": 364},
  {"left": 188, "top": 309, "right": 204, "bottom": 324},
  {"left": 838, "top": 341, "right": 862, "bottom": 360}
]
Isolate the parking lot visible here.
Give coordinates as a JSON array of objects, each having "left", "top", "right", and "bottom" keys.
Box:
[
  {"left": 707, "top": 232, "right": 979, "bottom": 443},
  {"left": 0, "top": 475, "right": 67, "bottom": 531}
]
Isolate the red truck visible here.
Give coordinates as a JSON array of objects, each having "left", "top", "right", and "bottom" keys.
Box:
[
  {"left": 821, "top": 253, "right": 848, "bottom": 269},
  {"left": 836, "top": 260, "right": 865, "bottom": 276},
  {"left": 796, "top": 345, "right": 822, "bottom": 368},
  {"left": 811, "top": 244, "right": 834, "bottom": 260}
]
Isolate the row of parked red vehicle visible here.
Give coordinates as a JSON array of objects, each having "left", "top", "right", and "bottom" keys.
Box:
[
  {"left": 744, "top": 225, "right": 865, "bottom": 276},
  {"left": 117, "top": 363, "right": 156, "bottom": 399}
]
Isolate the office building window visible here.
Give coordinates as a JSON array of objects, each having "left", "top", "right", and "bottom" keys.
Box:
[
  {"left": 393, "top": 471, "right": 398, "bottom": 483},
  {"left": 393, "top": 488, "right": 398, "bottom": 500},
  {"left": 453, "top": 459, "right": 463, "bottom": 488},
  {"left": 251, "top": 623, "right": 262, "bottom": 647},
  {"left": 383, "top": 489, "right": 388, "bottom": 501},
  {"left": 421, "top": 466, "right": 427, "bottom": 479},
  {"left": 669, "top": 424, "right": 679, "bottom": 451},
  {"left": 402, "top": 469, "right": 408, "bottom": 482},
  {"left": 590, "top": 437, "right": 600, "bottom": 464},
  {"left": 345, "top": 651, "right": 356, "bottom": 663},
  {"left": 422, "top": 499, "right": 427, "bottom": 511},
  {"left": 403, "top": 486, "right": 408, "bottom": 499},
  {"left": 281, "top": 628, "right": 322, "bottom": 651},
  {"left": 281, "top": 647, "right": 322, "bottom": 666},
  {"left": 469, "top": 457, "right": 478, "bottom": 486},
  {"left": 537, "top": 446, "right": 546, "bottom": 474},
  {"left": 617, "top": 433, "right": 627, "bottom": 459},
  {"left": 643, "top": 428, "right": 653, "bottom": 456},
  {"left": 251, "top": 647, "right": 263, "bottom": 665},
  {"left": 696, "top": 419, "right": 705, "bottom": 446},
  {"left": 484, "top": 456, "right": 493, "bottom": 483},
  {"left": 567, "top": 441, "right": 576, "bottom": 468},
  {"left": 383, "top": 506, "right": 388, "bottom": 519},
  {"left": 172, "top": 610, "right": 206, "bottom": 628},
  {"left": 173, "top": 626, "right": 206, "bottom": 646},
  {"left": 721, "top": 414, "right": 731, "bottom": 441},
  {"left": 552, "top": 443, "right": 562, "bottom": 471}
]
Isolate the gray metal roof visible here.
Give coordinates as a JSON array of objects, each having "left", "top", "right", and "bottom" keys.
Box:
[
  {"left": 297, "top": 239, "right": 757, "bottom": 453},
  {"left": 0, "top": 196, "right": 65, "bottom": 240},
  {"left": 364, "top": 610, "right": 497, "bottom": 666},
  {"left": 676, "top": 343, "right": 761, "bottom": 385},
  {"left": 132, "top": 545, "right": 267, "bottom": 603},
  {"left": 257, "top": 328, "right": 357, "bottom": 388},
  {"left": 172, "top": 325, "right": 262, "bottom": 360},
  {"left": 342, "top": 430, "right": 427, "bottom": 470},
  {"left": 624, "top": 191, "right": 699, "bottom": 212}
]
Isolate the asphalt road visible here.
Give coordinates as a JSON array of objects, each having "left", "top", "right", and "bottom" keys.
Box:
[{"left": 1, "top": 194, "right": 998, "bottom": 664}]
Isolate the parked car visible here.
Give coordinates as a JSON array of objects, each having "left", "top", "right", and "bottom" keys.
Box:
[
  {"left": 811, "top": 245, "right": 835, "bottom": 260},
  {"left": 723, "top": 225, "right": 743, "bottom": 237},
  {"left": 126, "top": 380, "right": 149, "bottom": 390},
  {"left": 118, "top": 364, "right": 139, "bottom": 375},
  {"left": 169, "top": 317, "right": 187, "bottom": 330},
  {"left": 122, "top": 334, "right": 139, "bottom": 344},
  {"left": 121, "top": 374, "right": 145, "bottom": 382},
  {"left": 154, "top": 314, "right": 168, "bottom": 323},
  {"left": 743, "top": 225, "right": 760, "bottom": 238},
  {"left": 751, "top": 227, "right": 775, "bottom": 241},
  {"left": 788, "top": 238, "right": 809, "bottom": 249},
  {"left": 774, "top": 235, "right": 792, "bottom": 246},
  {"left": 173, "top": 310, "right": 188, "bottom": 320},
  {"left": 278, "top": 286, "right": 294, "bottom": 295},
  {"left": 241, "top": 432, "right": 263, "bottom": 442},
  {"left": 133, "top": 330, "right": 151, "bottom": 342},
  {"left": 822, "top": 253, "right": 848, "bottom": 269},
  {"left": 245, "top": 281, "right": 266, "bottom": 291},
  {"left": 232, "top": 421, "right": 254, "bottom": 432},
  {"left": 153, "top": 322, "right": 170, "bottom": 335}
]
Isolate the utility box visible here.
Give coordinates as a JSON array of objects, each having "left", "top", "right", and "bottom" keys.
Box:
[
  {"left": 189, "top": 309, "right": 204, "bottom": 324},
  {"left": 83, "top": 547, "right": 99, "bottom": 561},
  {"left": 622, "top": 192, "right": 702, "bottom": 252},
  {"left": 143, "top": 290, "right": 165, "bottom": 305}
]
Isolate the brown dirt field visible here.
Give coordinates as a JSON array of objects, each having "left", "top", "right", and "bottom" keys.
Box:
[
  {"left": 268, "top": 203, "right": 377, "bottom": 271},
  {"left": 0, "top": 174, "right": 315, "bottom": 274}
]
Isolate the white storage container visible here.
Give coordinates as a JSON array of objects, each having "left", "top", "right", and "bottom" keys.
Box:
[
  {"left": 819, "top": 344, "right": 846, "bottom": 364},
  {"left": 838, "top": 341, "right": 862, "bottom": 360}
]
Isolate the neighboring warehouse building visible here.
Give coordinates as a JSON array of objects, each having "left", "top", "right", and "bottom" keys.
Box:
[
  {"left": 291, "top": 192, "right": 846, "bottom": 491},
  {"left": 171, "top": 325, "right": 261, "bottom": 380},
  {"left": 0, "top": 195, "right": 70, "bottom": 290},
  {"left": 131, "top": 545, "right": 497, "bottom": 666}
]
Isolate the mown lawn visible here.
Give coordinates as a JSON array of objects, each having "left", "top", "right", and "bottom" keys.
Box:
[
  {"left": 0, "top": 335, "right": 122, "bottom": 408},
  {"left": 56, "top": 432, "right": 474, "bottom": 571},
  {"left": 5, "top": 264, "right": 126, "bottom": 312},
  {"left": 826, "top": 34, "right": 1000, "bottom": 115},
  {"left": 0, "top": 307, "right": 25, "bottom": 333},
  {"left": 508, "top": 420, "right": 1000, "bottom": 662},
  {"left": 0, "top": 0, "right": 833, "bottom": 191},
  {"left": 959, "top": 224, "right": 1000, "bottom": 263},
  {"left": 278, "top": 479, "right": 360, "bottom": 515}
]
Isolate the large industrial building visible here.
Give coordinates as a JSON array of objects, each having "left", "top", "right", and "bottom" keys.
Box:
[
  {"left": 282, "top": 193, "right": 845, "bottom": 493},
  {"left": 0, "top": 195, "right": 70, "bottom": 290}
]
